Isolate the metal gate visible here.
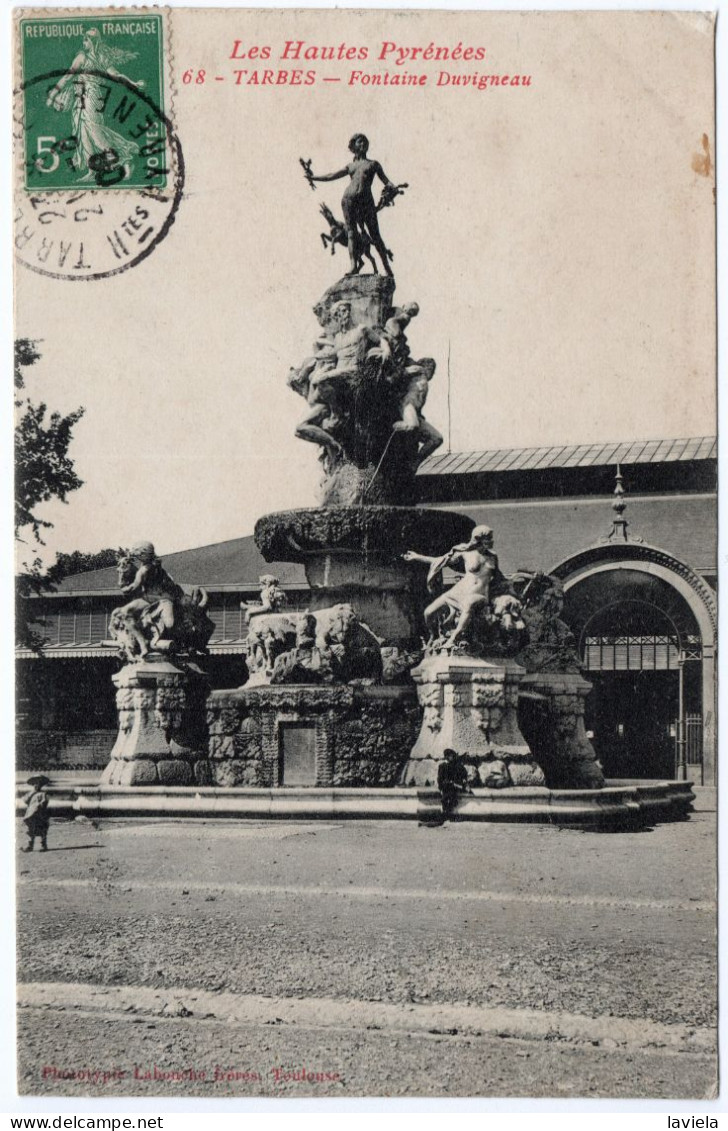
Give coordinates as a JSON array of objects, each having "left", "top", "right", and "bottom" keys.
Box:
[{"left": 676, "top": 713, "right": 703, "bottom": 783}]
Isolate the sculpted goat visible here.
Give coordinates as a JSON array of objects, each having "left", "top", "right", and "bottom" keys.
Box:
[{"left": 319, "top": 202, "right": 380, "bottom": 275}]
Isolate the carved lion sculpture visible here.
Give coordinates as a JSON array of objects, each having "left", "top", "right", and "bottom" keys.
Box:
[
  {"left": 245, "top": 613, "right": 299, "bottom": 683},
  {"left": 510, "top": 570, "right": 581, "bottom": 674},
  {"left": 245, "top": 602, "right": 383, "bottom": 685},
  {"left": 314, "top": 602, "right": 383, "bottom": 684}
]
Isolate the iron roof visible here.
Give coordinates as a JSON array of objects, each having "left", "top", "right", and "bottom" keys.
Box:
[{"left": 418, "top": 436, "right": 716, "bottom": 477}]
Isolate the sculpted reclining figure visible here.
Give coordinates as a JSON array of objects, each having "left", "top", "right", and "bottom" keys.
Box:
[{"left": 289, "top": 299, "right": 387, "bottom": 460}]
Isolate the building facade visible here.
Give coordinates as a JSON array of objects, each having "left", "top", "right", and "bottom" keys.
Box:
[{"left": 17, "top": 436, "right": 717, "bottom": 783}]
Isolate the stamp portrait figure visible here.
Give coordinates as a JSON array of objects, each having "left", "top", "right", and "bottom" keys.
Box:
[{"left": 45, "top": 28, "right": 144, "bottom": 181}]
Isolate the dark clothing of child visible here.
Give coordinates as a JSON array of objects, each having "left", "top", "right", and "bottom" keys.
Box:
[{"left": 22, "top": 789, "right": 50, "bottom": 851}]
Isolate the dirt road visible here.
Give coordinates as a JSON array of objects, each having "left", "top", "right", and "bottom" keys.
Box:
[{"left": 16, "top": 804, "right": 717, "bottom": 1098}]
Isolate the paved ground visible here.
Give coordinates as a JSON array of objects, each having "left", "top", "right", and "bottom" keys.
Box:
[{"left": 16, "top": 797, "right": 717, "bottom": 1100}]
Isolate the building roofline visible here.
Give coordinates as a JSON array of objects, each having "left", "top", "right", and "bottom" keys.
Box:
[
  {"left": 25, "top": 580, "right": 311, "bottom": 600},
  {"left": 418, "top": 436, "right": 716, "bottom": 477}
]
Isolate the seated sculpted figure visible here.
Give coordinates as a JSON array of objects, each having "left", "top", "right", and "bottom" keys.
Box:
[
  {"left": 324, "top": 300, "right": 386, "bottom": 384},
  {"left": 242, "top": 575, "right": 288, "bottom": 622},
  {"left": 380, "top": 302, "right": 420, "bottom": 367},
  {"left": 109, "top": 541, "right": 204, "bottom": 660},
  {"left": 403, "top": 526, "right": 506, "bottom": 649},
  {"left": 288, "top": 331, "right": 342, "bottom": 458},
  {"left": 369, "top": 302, "right": 443, "bottom": 465}
]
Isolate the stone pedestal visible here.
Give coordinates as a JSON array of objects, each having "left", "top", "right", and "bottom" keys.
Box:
[
  {"left": 313, "top": 273, "right": 394, "bottom": 330},
  {"left": 518, "top": 672, "right": 605, "bottom": 790},
  {"left": 101, "top": 659, "right": 211, "bottom": 786},
  {"left": 401, "top": 654, "right": 546, "bottom": 787}
]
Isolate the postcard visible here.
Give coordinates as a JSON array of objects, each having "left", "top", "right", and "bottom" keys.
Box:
[{"left": 13, "top": 7, "right": 717, "bottom": 1101}]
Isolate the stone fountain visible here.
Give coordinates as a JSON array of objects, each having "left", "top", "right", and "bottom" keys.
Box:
[
  {"left": 204, "top": 134, "right": 603, "bottom": 794},
  {"left": 207, "top": 268, "right": 477, "bottom": 787},
  {"left": 91, "top": 136, "right": 701, "bottom": 825}
]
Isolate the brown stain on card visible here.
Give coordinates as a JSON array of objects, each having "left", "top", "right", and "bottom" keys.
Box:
[{"left": 691, "top": 134, "right": 712, "bottom": 178}]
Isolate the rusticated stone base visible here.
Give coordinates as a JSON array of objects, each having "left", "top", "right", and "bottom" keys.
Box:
[
  {"left": 313, "top": 272, "right": 394, "bottom": 330},
  {"left": 518, "top": 672, "right": 606, "bottom": 790},
  {"left": 319, "top": 450, "right": 421, "bottom": 507},
  {"left": 207, "top": 683, "right": 420, "bottom": 788},
  {"left": 100, "top": 659, "right": 210, "bottom": 786},
  {"left": 401, "top": 654, "right": 546, "bottom": 788}
]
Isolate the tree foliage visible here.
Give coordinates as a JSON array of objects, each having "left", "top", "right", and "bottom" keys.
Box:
[
  {"left": 15, "top": 339, "right": 86, "bottom": 649},
  {"left": 45, "top": 547, "right": 123, "bottom": 584},
  {"left": 15, "top": 338, "right": 85, "bottom": 545},
  {"left": 15, "top": 568, "right": 49, "bottom": 652},
  {"left": 17, "top": 548, "right": 124, "bottom": 652}
]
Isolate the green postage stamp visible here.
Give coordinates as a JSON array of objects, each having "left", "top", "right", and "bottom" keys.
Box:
[{"left": 20, "top": 12, "right": 167, "bottom": 191}]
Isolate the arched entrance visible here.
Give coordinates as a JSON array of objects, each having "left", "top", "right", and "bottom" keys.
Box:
[{"left": 552, "top": 543, "right": 716, "bottom": 783}]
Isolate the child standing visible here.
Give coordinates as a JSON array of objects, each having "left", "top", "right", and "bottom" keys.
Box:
[{"left": 21, "top": 779, "right": 50, "bottom": 852}]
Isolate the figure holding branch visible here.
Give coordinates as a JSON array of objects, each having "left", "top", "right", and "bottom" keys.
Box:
[{"left": 303, "top": 134, "right": 402, "bottom": 277}]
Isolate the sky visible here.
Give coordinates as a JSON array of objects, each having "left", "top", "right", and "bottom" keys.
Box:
[{"left": 13, "top": 7, "right": 717, "bottom": 567}]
